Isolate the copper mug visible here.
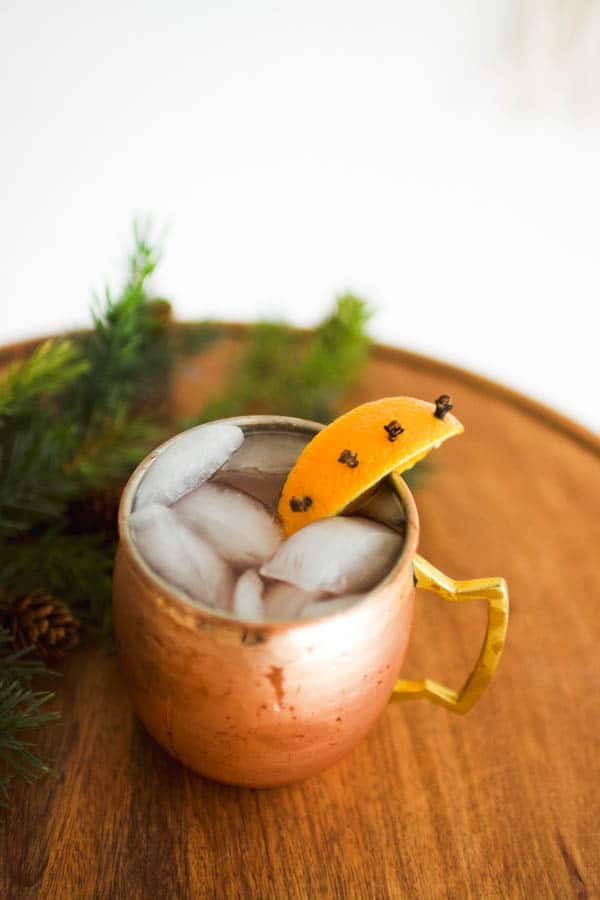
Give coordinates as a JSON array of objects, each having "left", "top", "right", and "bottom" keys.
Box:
[{"left": 113, "top": 416, "right": 509, "bottom": 787}]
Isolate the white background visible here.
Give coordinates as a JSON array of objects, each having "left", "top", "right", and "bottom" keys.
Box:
[{"left": 1, "top": 1, "right": 599, "bottom": 431}]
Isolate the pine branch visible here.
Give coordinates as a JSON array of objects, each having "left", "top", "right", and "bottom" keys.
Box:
[
  {"left": 0, "top": 626, "right": 58, "bottom": 807},
  {"left": 188, "top": 295, "right": 373, "bottom": 427},
  {"left": 0, "top": 531, "right": 115, "bottom": 634},
  {"left": 0, "top": 340, "right": 88, "bottom": 535},
  {"left": 289, "top": 293, "right": 372, "bottom": 422},
  {"left": 0, "top": 422, "right": 80, "bottom": 537},
  {"left": 0, "top": 625, "right": 50, "bottom": 684},
  {"left": 0, "top": 228, "right": 179, "bottom": 537},
  {"left": 0, "top": 340, "right": 88, "bottom": 424},
  {"left": 191, "top": 322, "right": 299, "bottom": 425},
  {"left": 0, "top": 678, "right": 58, "bottom": 806},
  {"left": 66, "top": 407, "right": 160, "bottom": 492},
  {"left": 73, "top": 226, "right": 162, "bottom": 424}
]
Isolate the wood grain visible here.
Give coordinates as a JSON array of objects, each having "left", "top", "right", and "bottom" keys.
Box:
[{"left": 1, "top": 331, "right": 599, "bottom": 899}]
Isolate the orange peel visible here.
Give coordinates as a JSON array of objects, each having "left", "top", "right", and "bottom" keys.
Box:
[{"left": 278, "top": 395, "right": 464, "bottom": 535}]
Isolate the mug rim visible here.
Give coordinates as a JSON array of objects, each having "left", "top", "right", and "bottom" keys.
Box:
[{"left": 117, "top": 414, "right": 420, "bottom": 633}]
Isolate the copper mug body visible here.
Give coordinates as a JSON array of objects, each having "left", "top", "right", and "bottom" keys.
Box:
[{"left": 113, "top": 416, "right": 508, "bottom": 787}]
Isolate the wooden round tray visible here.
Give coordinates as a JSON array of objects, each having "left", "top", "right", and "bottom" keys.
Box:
[{"left": 1, "top": 330, "right": 599, "bottom": 899}]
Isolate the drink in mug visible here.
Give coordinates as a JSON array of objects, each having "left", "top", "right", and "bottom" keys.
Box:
[
  {"left": 113, "top": 413, "right": 508, "bottom": 786},
  {"left": 128, "top": 420, "right": 407, "bottom": 623}
]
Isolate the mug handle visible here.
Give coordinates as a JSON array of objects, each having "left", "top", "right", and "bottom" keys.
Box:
[{"left": 391, "top": 553, "right": 509, "bottom": 714}]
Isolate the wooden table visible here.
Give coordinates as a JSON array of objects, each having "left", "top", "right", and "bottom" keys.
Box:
[{"left": 1, "top": 334, "right": 599, "bottom": 899}]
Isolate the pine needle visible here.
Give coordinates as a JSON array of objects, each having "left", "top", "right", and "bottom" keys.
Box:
[
  {"left": 188, "top": 294, "right": 373, "bottom": 427},
  {"left": 73, "top": 226, "right": 162, "bottom": 424},
  {"left": 0, "top": 422, "right": 79, "bottom": 537},
  {"left": 66, "top": 408, "right": 160, "bottom": 491},
  {"left": 0, "top": 627, "right": 58, "bottom": 807},
  {"left": 0, "top": 340, "right": 88, "bottom": 423},
  {"left": 0, "top": 531, "right": 115, "bottom": 634}
]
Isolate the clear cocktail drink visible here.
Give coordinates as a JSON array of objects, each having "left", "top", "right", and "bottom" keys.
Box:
[{"left": 129, "top": 421, "right": 406, "bottom": 622}]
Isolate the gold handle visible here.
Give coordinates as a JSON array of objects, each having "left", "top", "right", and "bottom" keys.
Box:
[{"left": 392, "top": 553, "right": 509, "bottom": 714}]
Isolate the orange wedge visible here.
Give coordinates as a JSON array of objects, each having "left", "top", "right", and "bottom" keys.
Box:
[{"left": 278, "top": 395, "right": 463, "bottom": 535}]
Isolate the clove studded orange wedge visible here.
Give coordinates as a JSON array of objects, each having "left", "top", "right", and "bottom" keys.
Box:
[{"left": 278, "top": 395, "right": 463, "bottom": 535}]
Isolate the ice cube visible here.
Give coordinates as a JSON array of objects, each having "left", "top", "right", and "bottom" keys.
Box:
[
  {"left": 260, "top": 516, "right": 403, "bottom": 595},
  {"left": 232, "top": 569, "right": 265, "bottom": 620},
  {"left": 173, "top": 481, "right": 283, "bottom": 568},
  {"left": 135, "top": 424, "right": 244, "bottom": 510},
  {"left": 262, "top": 580, "right": 322, "bottom": 621},
  {"left": 130, "top": 504, "right": 233, "bottom": 608},
  {"left": 300, "top": 594, "right": 365, "bottom": 619}
]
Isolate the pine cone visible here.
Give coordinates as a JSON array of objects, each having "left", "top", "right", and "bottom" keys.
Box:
[{"left": 5, "top": 590, "right": 80, "bottom": 662}]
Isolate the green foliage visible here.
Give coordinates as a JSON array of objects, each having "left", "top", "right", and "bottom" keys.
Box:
[
  {"left": 0, "top": 228, "right": 168, "bottom": 539},
  {"left": 0, "top": 421, "right": 79, "bottom": 537},
  {"left": 0, "top": 226, "right": 172, "bottom": 805},
  {"left": 67, "top": 410, "right": 160, "bottom": 492},
  {"left": 0, "top": 340, "right": 88, "bottom": 423},
  {"left": 192, "top": 322, "right": 297, "bottom": 424},
  {"left": 74, "top": 227, "right": 162, "bottom": 424},
  {"left": 191, "top": 293, "right": 372, "bottom": 426},
  {"left": 291, "top": 293, "right": 372, "bottom": 422},
  {"left": 0, "top": 627, "right": 58, "bottom": 807},
  {"left": 0, "top": 532, "right": 115, "bottom": 634},
  {"left": 0, "top": 341, "right": 89, "bottom": 537},
  {"left": 0, "top": 625, "right": 49, "bottom": 685}
]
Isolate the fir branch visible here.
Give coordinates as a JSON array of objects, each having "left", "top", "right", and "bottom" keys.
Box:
[
  {"left": 0, "top": 626, "right": 58, "bottom": 807},
  {"left": 0, "top": 677, "right": 58, "bottom": 807},
  {"left": 69, "top": 232, "right": 219, "bottom": 426},
  {"left": 0, "top": 340, "right": 88, "bottom": 424},
  {"left": 73, "top": 225, "right": 162, "bottom": 424},
  {"left": 0, "top": 410, "right": 158, "bottom": 537},
  {"left": 289, "top": 293, "right": 372, "bottom": 422},
  {"left": 188, "top": 295, "right": 372, "bottom": 427},
  {"left": 0, "top": 422, "right": 80, "bottom": 537},
  {"left": 66, "top": 407, "right": 160, "bottom": 492},
  {"left": 0, "top": 531, "right": 114, "bottom": 634},
  {"left": 192, "top": 322, "right": 299, "bottom": 425},
  {"left": 0, "top": 625, "right": 50, "bottom": 685},
  {"left": 0, "top": 227, "right": 179, "bottom": 537},
  {"left": 0, "top": 343, "right": 86, "bottom": 535}
]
